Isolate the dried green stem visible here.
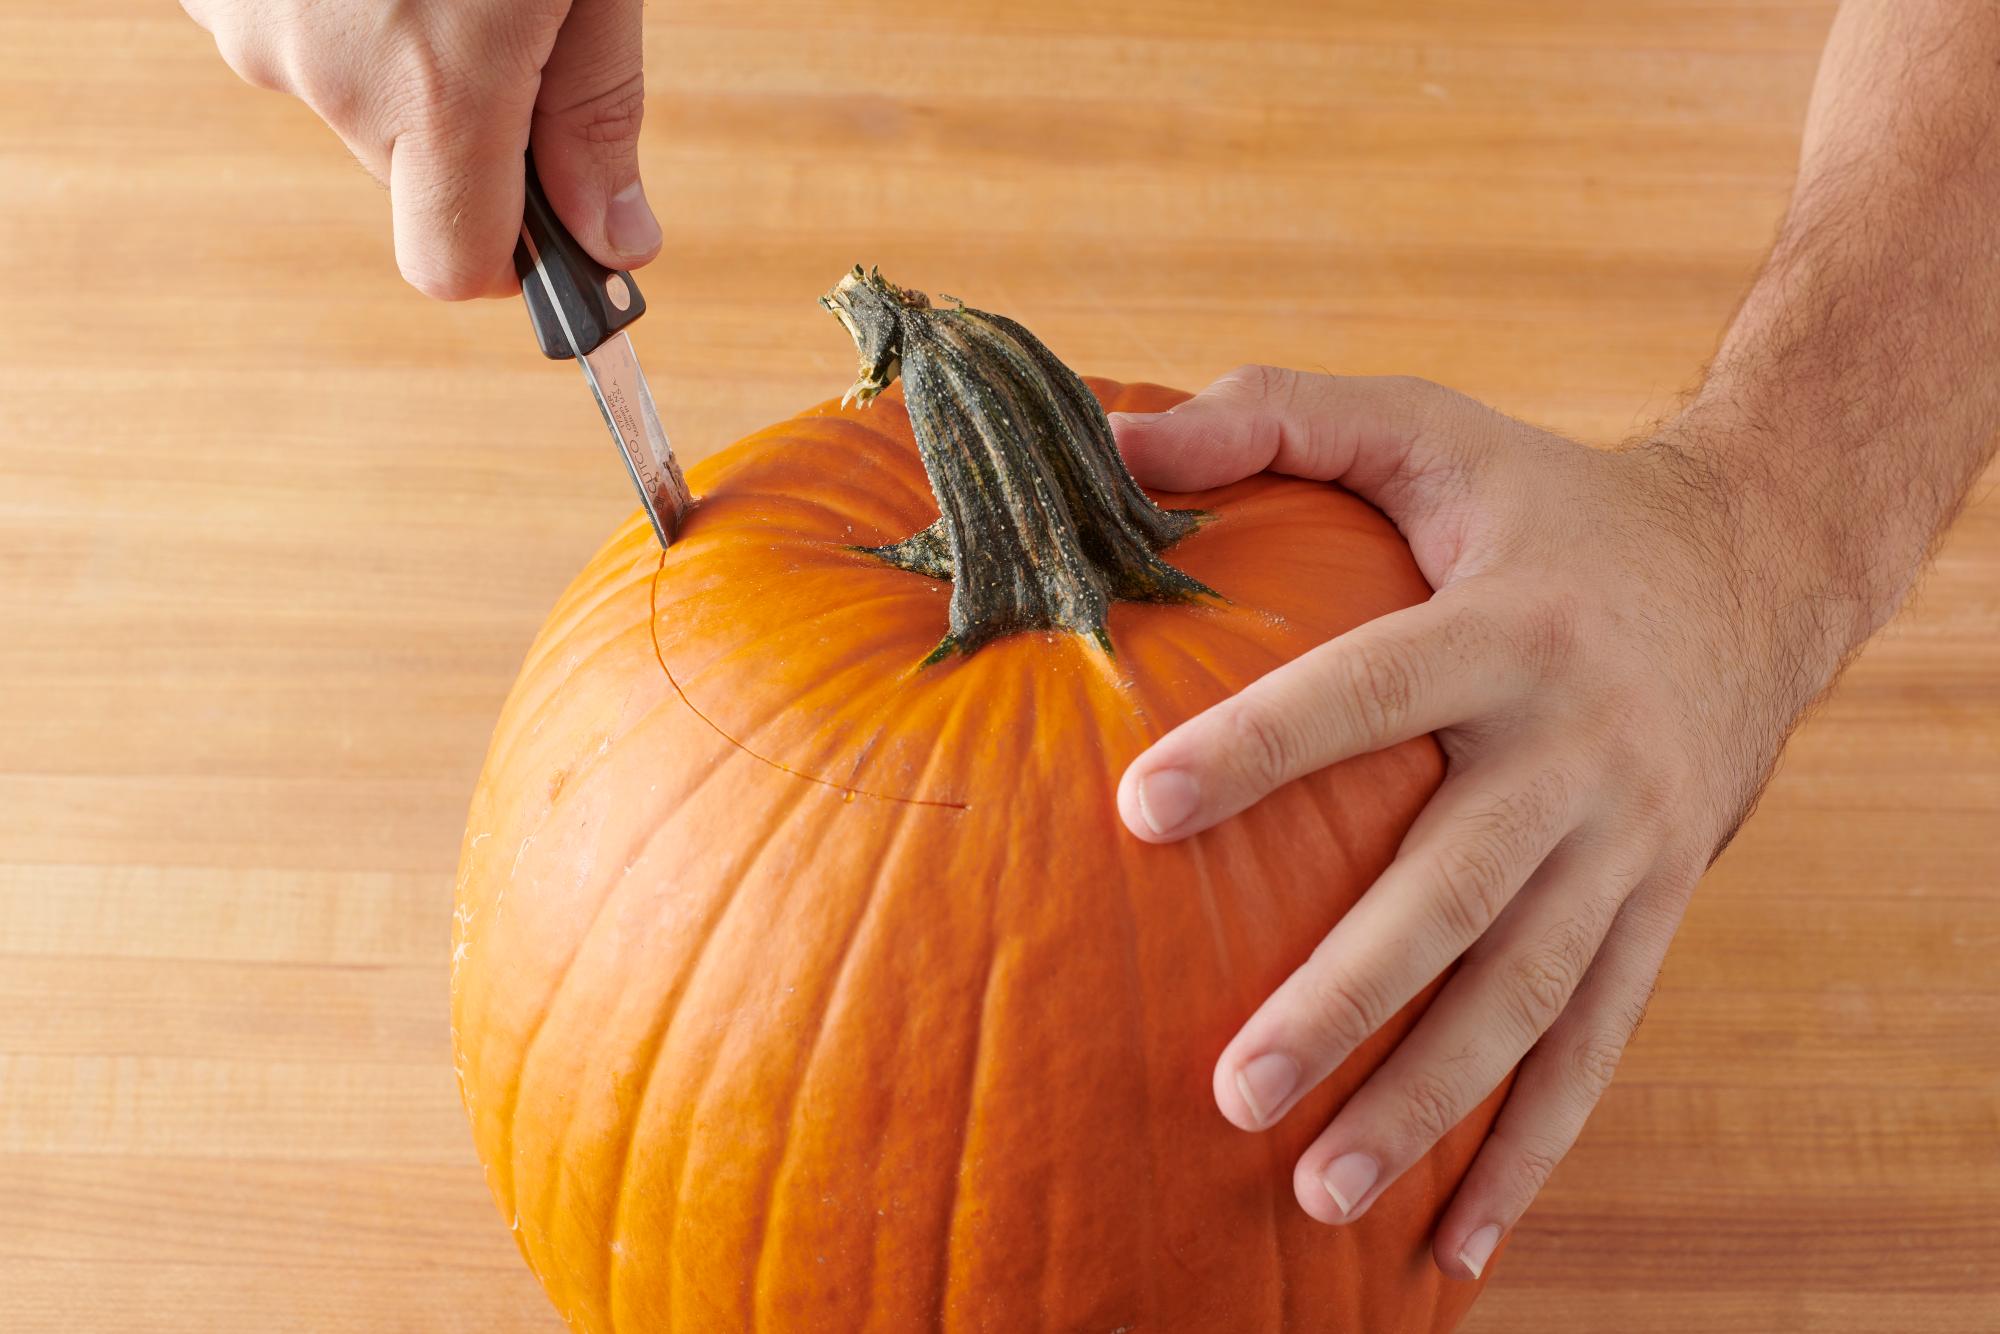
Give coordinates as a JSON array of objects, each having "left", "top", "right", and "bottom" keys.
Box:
[{"left": 820, "top": 266, "right": 1210, "bottom": 660}]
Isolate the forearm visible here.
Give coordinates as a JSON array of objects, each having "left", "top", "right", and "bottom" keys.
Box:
[{"left": 1670, "top": 0, "right": 2000, "bottom": 658}]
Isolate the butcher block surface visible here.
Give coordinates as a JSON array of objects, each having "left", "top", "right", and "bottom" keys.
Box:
[{"left": 1, "top": 2, "right": 1994, "bottom": 1330}]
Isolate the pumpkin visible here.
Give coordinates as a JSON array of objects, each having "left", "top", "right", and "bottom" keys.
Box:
[{"left": 451, "top": 269, "right": 1510, "bottom": 1332}]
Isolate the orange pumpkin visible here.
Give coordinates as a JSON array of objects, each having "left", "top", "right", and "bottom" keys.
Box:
[{"left": 452, "top": 271, "right": 1509, "bottom": 1332}]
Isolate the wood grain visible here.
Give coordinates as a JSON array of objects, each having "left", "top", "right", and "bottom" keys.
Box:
[{"left": 2, "top": 1, "right": 1994, "bottom": 1330}]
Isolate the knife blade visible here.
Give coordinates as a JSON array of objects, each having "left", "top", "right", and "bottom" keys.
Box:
[{"left": 513, "top": 152, "right": 692, "bottom": 548}]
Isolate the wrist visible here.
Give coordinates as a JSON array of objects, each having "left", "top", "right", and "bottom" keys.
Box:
[{"left": 1646, "top": 393, "right": 1911, "bottom": 690}]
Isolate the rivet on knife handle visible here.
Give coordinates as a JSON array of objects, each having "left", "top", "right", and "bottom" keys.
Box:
[{"left": 513, "top": 154, "right": 645, "bottom": 361}]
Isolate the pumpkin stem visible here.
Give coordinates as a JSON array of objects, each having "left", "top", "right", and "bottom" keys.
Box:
[{"left": 819, "top": 266, "right": 1212, "bottom": 658}]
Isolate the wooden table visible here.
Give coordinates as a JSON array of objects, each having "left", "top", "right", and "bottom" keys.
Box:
[{"left": 3, "top": 2, "right": 1994, "bottom": 1330}]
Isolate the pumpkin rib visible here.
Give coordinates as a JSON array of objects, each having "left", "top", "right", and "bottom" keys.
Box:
[
  {"left": 1231, "top": 823, "right": 1306, "bottom": 1333},
  {"left": 1168, "top": 725, "right": 1296, "bottom": 1329},
  {"left": 726, "top": 775, "right": 896, "bottom": 1331},
  {"left": 526, "top": 773, "right": 777, "bottom": 1332},
  {"left": 480, "top": 586, "right": 662, "bottom": 802},
  {"left": 486, "top": 706, "right": 760, "bottom": 1226},
  {"left": 652, "top": 581, "right": 916, "bottom": 659},
  {"left": 503, "top": 731, "right": 846, "bottom": 1327},
  {"left": 607, "top": 772, "right": 835, "bottom": 1333},
  {"left": 728, "top": 407, "right": 940, "bottom": 531},
  {"left": 649, "top": 552, "right": 971, "bottom": 812},
  {"left": 659, "top": 638, "right": 967, "bottom": 811},
  {"left": 929, "top": 893, "right": 1004, "bottom": 1334},
  {"left": 1111, "top": 889, "right": 1168, "bottom": 1329},
  {"left": 1128, "top": 623, "right": 1429, "bottom": 1329},
  {"left": 659, "top": 635, "right": 919, "bottom": 794},
  {"left": 505, "top": 847, "right": 680, "bottom": 1309},
  {"left": 930, "top": 656, "right": 1052, "bottom": 1333},
  {"left": 730, "top": 674, "right": 987, "bottom": 1331},
  {"left": 1130, "top": 603, "right": 1402, "bottom": 893},
  {"left": 1132, "top": 575, "right": 1315, "bottom": 671},
  {"left": 866, "top": 669, "right": 998, "bottom": 1330},
  {"left": 1157, "top": 623, "right": 1364, "bottom": 870},
  {"left": 1084, "top": 667, "right": 1173, "bottom": 1333},
  {"left": 506, "top": 528, "right": 656, "bottom": 705},
  {"left": 1182, "top": 828, "right": 1294, "bottom": 1332},
  {"left": 668, "top": 760, "right": 948, "bottom": 1334},
  {"left": 507, "top": 628, "right": 675, "bottom": 833},
  {"left": 655, "top": 584, "right": 930, "bottom": 686},
  {"left": 1238, "top": 818, "right": 1347, "bottom": 1330},
  {"left": 513, "top": 521, "right": 648, "bottom": 666},
  {"left": 658, "top": 599, "right": 970, "bottom": 801}
]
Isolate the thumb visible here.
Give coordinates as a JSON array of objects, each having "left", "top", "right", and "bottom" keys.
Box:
[
  {"left": 530, "top": 0, "right": 660, "bottom": 271},
  {"left": 1110, "top": 364, "right": 1485, "bottom": 505}
]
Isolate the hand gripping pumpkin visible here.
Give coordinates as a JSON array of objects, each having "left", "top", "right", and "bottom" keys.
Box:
[{"left": 452, "top": 269, "right": 1511, "bottom": 1332}]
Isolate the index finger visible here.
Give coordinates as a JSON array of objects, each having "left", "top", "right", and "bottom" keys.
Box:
[{"left": 1117, "top": 587, "right": 1527, "bottom": 842}]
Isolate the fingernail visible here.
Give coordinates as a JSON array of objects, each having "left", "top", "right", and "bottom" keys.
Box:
[
  {"left": 1233, "top": 1052, "right": 1298, "bottom": 1127},
  {"left": 1136, "top": 769, "right": 1200, "bottom": 836},
  {"left": 605, "top": 180, "right": 662, "bottom": 260},
  {"left": 1457, "top": 1224, "right": 1502, "bottom": 1279},
  {"left": 1321, "top": 1153, "right": 1379, "bottom": 1219}
]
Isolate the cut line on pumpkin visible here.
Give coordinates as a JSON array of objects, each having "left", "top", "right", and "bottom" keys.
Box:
[{"left": 647, "top": 549, "right": 971, "bottom": 812}]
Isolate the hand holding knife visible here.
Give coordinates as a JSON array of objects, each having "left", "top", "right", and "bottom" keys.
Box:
[{"left": 513, "top": 151, "right": 692, "bottom": 548}]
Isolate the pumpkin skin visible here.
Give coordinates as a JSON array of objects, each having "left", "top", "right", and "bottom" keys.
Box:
[{"left": 451, "top": 377, "right": 1511, "bottom": 1333}]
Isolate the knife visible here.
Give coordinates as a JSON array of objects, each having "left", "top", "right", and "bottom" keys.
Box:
[{"left": 513, "top": 152, "right": 693, "bottom": 548}]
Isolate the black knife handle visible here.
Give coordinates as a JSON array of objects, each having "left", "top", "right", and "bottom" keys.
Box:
[{"left": 513, "top": 151, "right": 646, "bottom": 360}]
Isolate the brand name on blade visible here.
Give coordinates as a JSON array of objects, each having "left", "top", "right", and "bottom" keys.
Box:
[{"left": 602, "top": 383, "right": 660, "bottom": 492}]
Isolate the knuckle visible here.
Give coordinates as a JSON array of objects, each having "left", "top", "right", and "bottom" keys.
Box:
[
  {"left": 1656, "top": 848, "right": 1706, "bottom": 902},
  {"left": 1505, "top": 1133, "right": 1567, "bottom": 1193},
  {"left": 1223, "top": 362, "right": 1289, "bottom": 398},
  {"left": 1433, "top": 599, "right": 1500, "bottom": 666},
  {"left": 1568, "top": 1027, "right": 1629, "bottom": 1092},
  {"left": 1544, "top": 909, "right": 1603, "bottom": 979},
  {"left": 1217, "top": 363, "right": 1318, "bottom": 422},
  {"left": 1295, "top": 963, "right": 1383, "bottom": 1057},
  {"left": 1514, "top": 592, "right": 1582, "bottom": 681},
  {"left": 1528, "top": 760, "right": 1585, "bottom": 830},
  {"left": 1396, "top": 1068, "right": 1464, "bottom": 1145},
  {"left": 291, "top": 61, "right": 363, "bottom": 128},
  {"left": 1227, "top": 698, "right": 1306, "bottom": 791},
  {"left": 1486, "top": 765, "right": 1579, "bottom": 858},
  {"left": 1383, "top": 373, "right": 1442, "bottom": 402},
  {"left": 1208, "top": 363, "right": 1336, "bottom": 469},
  {"left": 1430, "top": 826, "right": 1518, "bottom": 937},
  {"left": 1653, "top": 746, "right": 1703, "bottom": 808},
  {"left": 1627, "top": 872, "right": 1697, "bottom": 939},
  {"left": 401, "top": 85, "right": 471, "bottom": 144},
  {"left": 1622, "top": 982, "right": 1659, "bottom": 1040},
  {"left": 392, "top": 39, "right": 471, "bottom": 139},
  {"left": 212, "top": 32, "right": 281, "bottom": 91},
  {"left": 1623, "top": 770, "right": 1679, "bottom": 843},
  {"left": 509, "top": 0, "right": 575, "bottom": 45},
  {"left": 1382, "top": 374, "right": 1462, "bottom": 431},
  {"left": 1503, "top": 935, "right": 1584, "bottom": 1035},
  {"left": 1618, "top": 970, "right": 1663, "bottom": 1039},
  {"left": 558, "top": 73, "right": 647, "bottom": 147},
  {"left": 1337, "top": 638, "right": 1421, "bottom": 741}
]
